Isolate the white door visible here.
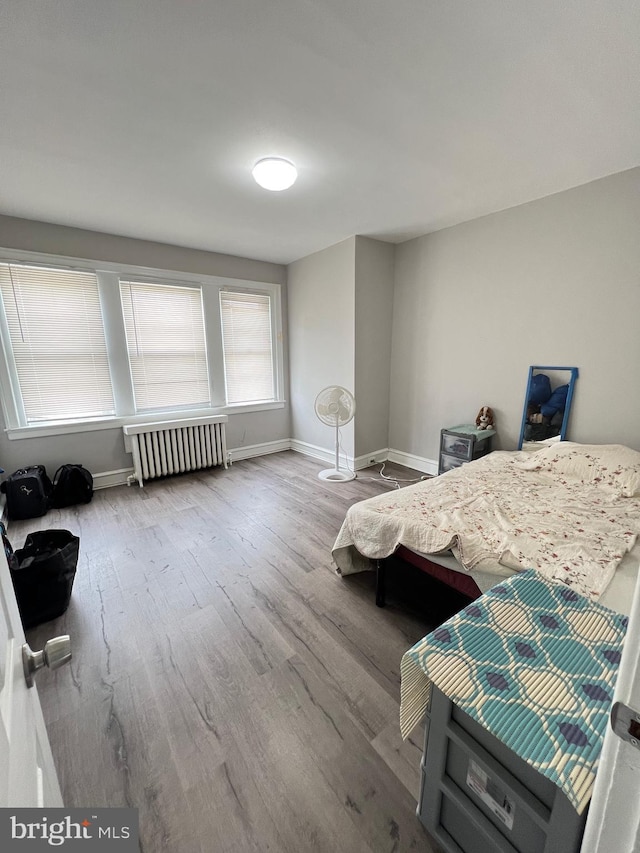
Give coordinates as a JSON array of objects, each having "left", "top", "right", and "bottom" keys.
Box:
[
  {"left": 581, "top": 570, "right": 640, "bottom": 852},
  {"left": 0, "top": 543, "right": 64, "bottom": 807}
]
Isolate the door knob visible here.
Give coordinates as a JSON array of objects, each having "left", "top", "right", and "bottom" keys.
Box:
[{"left": 22, "top": 636, "right": 72, "bottom": 688}]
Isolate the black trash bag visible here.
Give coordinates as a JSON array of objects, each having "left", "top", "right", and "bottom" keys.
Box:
[
  {"left": 11, "top": 529, "right": 80, "bottom": 629},
  {"left": 0, "top": 521, "right": 18, "bottom": 572}
]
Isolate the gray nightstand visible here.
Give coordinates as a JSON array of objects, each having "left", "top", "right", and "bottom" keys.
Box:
[{"left": 439, "top": 424, "right": 496, "bottom": 475}]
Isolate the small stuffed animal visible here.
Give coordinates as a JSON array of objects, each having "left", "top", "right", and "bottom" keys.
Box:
[{"left": 475, "top": 406, "right": 495, "bottom": 430}]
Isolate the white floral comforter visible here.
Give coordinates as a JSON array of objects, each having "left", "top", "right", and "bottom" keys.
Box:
[{"left": 332, "top": 445, "right": 640, "bottom": 600}]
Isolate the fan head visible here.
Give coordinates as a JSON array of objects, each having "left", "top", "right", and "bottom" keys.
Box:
[{"left": 314, "top": 386, "right": 356, "bottom": 426}]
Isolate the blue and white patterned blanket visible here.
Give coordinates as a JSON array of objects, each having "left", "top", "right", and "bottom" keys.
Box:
[{"left": 400, "top": 570, "right": 628, "bottom": 813}]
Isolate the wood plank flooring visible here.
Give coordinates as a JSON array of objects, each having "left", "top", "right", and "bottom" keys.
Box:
[{"left": 11, "top": 452, "right": 470, "bottom": 853}]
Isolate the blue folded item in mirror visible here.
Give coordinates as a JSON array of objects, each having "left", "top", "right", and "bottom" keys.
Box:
[{"left": 528, "top": 372, "right": 552, "bottom": 404}]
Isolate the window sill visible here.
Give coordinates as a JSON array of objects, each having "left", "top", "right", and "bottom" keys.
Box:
[{"left": 5, "top": 401, "right": 287, "bottom": 441}]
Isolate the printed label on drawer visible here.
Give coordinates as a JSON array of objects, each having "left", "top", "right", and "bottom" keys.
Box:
[{"left": 466, "top": 759, "right": 515, "bottom": 830}]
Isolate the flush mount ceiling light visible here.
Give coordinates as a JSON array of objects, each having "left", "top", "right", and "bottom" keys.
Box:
[{"left": 252, "top": 157, "right": 297, "bottom": 191}]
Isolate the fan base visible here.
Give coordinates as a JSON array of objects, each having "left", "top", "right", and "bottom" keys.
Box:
[{"left": 318, "top": 468, "right": 356, "bottom": 482}]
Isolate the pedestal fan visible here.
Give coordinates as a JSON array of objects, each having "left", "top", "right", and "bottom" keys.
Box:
[{"left": 314, "top": 386, "right": 356, "bottom": 482}]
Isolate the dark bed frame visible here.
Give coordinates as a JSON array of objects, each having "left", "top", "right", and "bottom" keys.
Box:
[{"left": 374, "top": 546, "right": 483, "bottom": 607}]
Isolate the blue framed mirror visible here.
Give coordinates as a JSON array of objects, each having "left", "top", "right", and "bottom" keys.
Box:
[{"left": 518, "top": 366, "right": 579, "bottom": 450}]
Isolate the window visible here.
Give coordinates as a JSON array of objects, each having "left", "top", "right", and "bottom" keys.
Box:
[
  {"left": 0, "top": 263, "right": 115, "bottom": 423},
  {"left": 220, "top": 291, "right": 275, "bottom": 404},
  {"left": 120, "top": 280, "right": 210, "bottom": 412},
  {"left": 0, "top": 252, "right": 283, "bottom": 435}
]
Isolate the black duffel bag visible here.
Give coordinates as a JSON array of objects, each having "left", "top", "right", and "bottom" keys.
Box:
[
  {"left": 1, "top": 465, "right": 52, "bottom": 520},
  {"left": 11, "top": 529, "right": 80, "bottom": 629}
]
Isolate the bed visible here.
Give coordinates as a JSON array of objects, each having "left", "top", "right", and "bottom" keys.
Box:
[{"left": 332, "top": 442, "right": 640, "bottom": 615}]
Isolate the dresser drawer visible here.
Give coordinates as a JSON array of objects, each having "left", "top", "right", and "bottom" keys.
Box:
[
  {"left": 440, "top": 453, "right": 466, "bottom": 473},
  {"left": 441, "top": 433, "right": 474, "bottom": 459}
]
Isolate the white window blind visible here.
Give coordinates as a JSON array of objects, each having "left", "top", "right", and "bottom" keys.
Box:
[
  {"left": 0, "top": 263, "right": 115, "bottom": 423},
  {"left": 220, "top": 291, "right": 275, "bottom": 404},
  {"left": 120, "top": 280, "right": 210, "bottom": 412}
]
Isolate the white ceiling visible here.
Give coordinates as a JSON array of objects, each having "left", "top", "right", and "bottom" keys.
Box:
[{"left": 1, "top": 1, "right": 639, "bottom": 265}]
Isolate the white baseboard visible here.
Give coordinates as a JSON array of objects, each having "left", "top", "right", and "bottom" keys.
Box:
[
  {"left": 94, "top": 443, "right": 291, "bottom": 487},
  {"left": 353, "top": 449, "right": 389, "bottom": 470},
  {"left": 92, "top": 442, "right": 438, "bottom": 488},
  {"left": 289, "top": 439, "right": 341, "bottom": 466},
  {"left": 228, "top": 439, "right": 292, "bottom": 463},
  {"left": 93, "top": 468, "right": 135, "bottom": 489},
  {"left": 387, "top": 448, "right": 438, "bottom": 476},
  {"left": 288, "top": 439, "right": 374, "bottom": 474},
  {"left": 289, "top": 441, "right": 437, "bottom": 476}
]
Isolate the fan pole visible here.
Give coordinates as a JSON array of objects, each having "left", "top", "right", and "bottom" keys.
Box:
[{"left": 318, "top": 417, "right": 355, "bottom": 482}]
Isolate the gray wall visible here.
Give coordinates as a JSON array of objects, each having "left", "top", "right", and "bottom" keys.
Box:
[
  {"left": 287, "top": 238, "right": 356, "bottom": 456},
  {"left": 0, "top": 215, "right": 289, "bottom": 477},
  {"left": 354, "top": 236, "right": 394, "bottom": 458},
  {"left": 3, "top": 166, "right": 638, "bottom": 479},
  {"left": 390, "top": 167, "right": 640, "bottom": 460},
  {"left": 287, "top": 236, "right": 394, "bottom": 464},
  {"left": 0, "top": 215, "right": 285, "bottom": 284}
]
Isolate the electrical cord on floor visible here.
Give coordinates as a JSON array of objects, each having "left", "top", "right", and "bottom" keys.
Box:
[
  {"left": 360, "top": 462, "right": 431, "bottom": 489},
  {"left": 332, "top": 431, "right": 430, "bottom": 488}
]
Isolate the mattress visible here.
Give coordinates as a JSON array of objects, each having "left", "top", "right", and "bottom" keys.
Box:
[{"left": 334, "top": 444, "right": 640, "bottom": 606}]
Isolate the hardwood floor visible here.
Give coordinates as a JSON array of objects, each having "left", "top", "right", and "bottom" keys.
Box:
[{"left": 11, "top": 452, "right": 468, "bottom": 852}]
